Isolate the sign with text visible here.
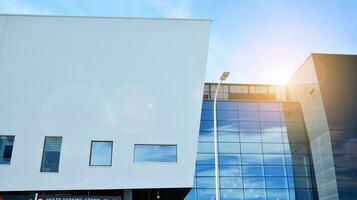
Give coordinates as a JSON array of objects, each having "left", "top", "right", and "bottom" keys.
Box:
[{"left": 38, "top": 196, "right": 121, "bottom": 200}]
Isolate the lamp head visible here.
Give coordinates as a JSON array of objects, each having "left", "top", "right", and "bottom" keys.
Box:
[{"left": 220, "top": 71, "right": 230, "bottom": 81}]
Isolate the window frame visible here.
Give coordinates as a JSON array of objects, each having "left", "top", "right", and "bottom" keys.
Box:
[
  {"left": 89, "top": 140, "right": 113, "bottom": 167},
  {"left": 0, "top": 135, "right": 15, "bottom": 165},
  {"left": 40, "top": 136, "right": 63, "bottom": 172}
]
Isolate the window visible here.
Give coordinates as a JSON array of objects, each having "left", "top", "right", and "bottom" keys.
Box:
[
  {"left": 90, "top": 141, "right": 113, "bottom": 166},
  {"left": 0, "top": 136, "right": 15, "bottom": 164},
  {"left": 134, "top": 144, "right": 177, "bottom": 162},
  {"left": 41, "top": 137, "right": 62, "bottom": 172}
]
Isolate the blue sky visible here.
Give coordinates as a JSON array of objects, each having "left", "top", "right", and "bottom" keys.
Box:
[{"left": 1, "top": 0, "right": 356, "bottom": 84}]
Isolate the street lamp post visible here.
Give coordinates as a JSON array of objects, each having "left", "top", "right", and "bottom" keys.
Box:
[{"left": 213, "top": 72, "right": 230, "bottom": 200}]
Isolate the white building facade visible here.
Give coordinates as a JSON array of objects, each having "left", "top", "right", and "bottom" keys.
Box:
[{"left": 0, "top": 14, "right": 211, "bottom": 200}]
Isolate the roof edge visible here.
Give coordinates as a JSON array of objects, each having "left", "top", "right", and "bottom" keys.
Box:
[{"left": 0, "top": 13, "right": 212, "bottom": 23}]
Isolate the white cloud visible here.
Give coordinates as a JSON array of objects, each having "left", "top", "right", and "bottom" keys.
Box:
[
  {"left": 0, "top": 0, "right": 51, "bottom": 15},
  {"left": 150, "top": 0, "right": 191, "bottom": 18}
]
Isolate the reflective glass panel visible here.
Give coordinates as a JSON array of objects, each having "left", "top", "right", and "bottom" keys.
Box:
[
  {"left": 41, "top": 136, "right": 62, "bottom": 172},
  {"left": 202, "top": 101, "right": 213, "bottom": 110},
  {"left": 243, "top": 166, "right": 264, "bottom": 176},
  {"left": 197, "top": 189, "right": 215, "bottom": 199},
  {"left": 219, "top": 154, "right": 241, "bottom": 164},
  {"left": 0, "top": 136, "right": 15, "bottom": 164},
  {"left": 198, "top": 142, "right": 214, "bottom": 153},
  {"left": 264, "top": 154, "right": 285, "bottom": 165},
  {"left": 238, "top": 111, "right": 259, "bottom": 121},
  {"left": 196, "top": 153, "right": 214, "bottom": 164},
  {"left": 239, "top": 122, "right": 260, "bottom": 132},
  {"left": 261, "top": 132, "right": 283, "bottom": 143},
  {"left": 220, "top": 165, "right": 242, "bottom": 176},
  {"left": 199, "top": 131, "right": 213, "bottom": 142},
  {"left": 261, "top": 122, "right": 282, "bottom": 132},
  {"left": 218, "top": 121, "right": 239, "bottom": 132},
  {"left": 259, "top": 103, "right": 281, "bottom": 111},
  {"left": 263, "top": 143, "right": 285, "bottom": 154},
  {"left": 241, "top": 143, "right": 262, "bottom": 154},
  {"left": 217, "top": 101, "right": 237, "bottom": 110},
  {"left": 221, "top": 189, "right": 243, "bottom": 200},
  {"left": 90, "top": 141, "right": 113, "bottom": 166},
  {"left": 265, "top": 166, "right": 286, "bottom": 176},
  {"left": 244, "top": 189, "right": 266, "bottom": 200},
  {"left": 218, "top": 111, "right": 238, "bottom": 121},
  {"left": 240, "top": 132, "right": 261, "bottom": 142},
  {"left": 238, "top": 102, "right": 259, "bottom": 111},
  {"left": 266, "top": 189, "right": 289, "bottom": 200},
  {"left": 221, "top": 177, "right": 243, "bottom": 188},
  {"left": 134, "top": 144, "right": 176, "bottom": 162},
  {"left": 219, "top": 132, "right": 239, "bottom": 142},
  {"left": 200, "top": 120, "right": 213, "bottom": 132},
  {"left": 265, "top": 177, "right": 288, "bottom": 188},
  {"left": 219, "top": 143, "right": 240, "bottom": 153},
  {"left": 243, "top": 177, "right": 265, "bottom": 188},
  {"left": 196, "top": 164, "right": 214, "bottom": 176},
  {"left": 196, "top": 177, "right": 215, "bottom": 188},
  {"left": 259, "top": 112, "right": 281, "bottom": 122},
  {"left": 201, "top": 110, "right": 213, "bottom": 120},
  {"left": 242, "top": 154, "right": 263, "bottom": 165}
]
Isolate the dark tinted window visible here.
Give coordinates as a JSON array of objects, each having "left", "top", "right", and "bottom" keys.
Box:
[
  {"left": 0, "top": 136, "right": 15, "bottom": 164},
  {"left": 41, "top": 137, "right": 62, "bottom": 172}
]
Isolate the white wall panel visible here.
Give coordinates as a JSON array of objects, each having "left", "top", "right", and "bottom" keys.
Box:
[{"left": 0, "top": 15, "right": 211, "bottom": 191}]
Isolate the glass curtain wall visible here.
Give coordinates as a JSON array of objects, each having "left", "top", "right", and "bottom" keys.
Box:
[{"left": 185, "top": 101, "right": 317, "bottom": 200}]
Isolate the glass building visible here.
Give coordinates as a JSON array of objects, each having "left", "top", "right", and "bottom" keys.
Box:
[{"left": 185, "top": 83, "right": 319, "bottom": 200}]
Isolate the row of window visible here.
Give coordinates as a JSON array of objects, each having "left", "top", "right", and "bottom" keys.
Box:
[
  {"left": 202, "top": 101, "right": 292, "bottom": 112},
  {"left": 188, "top": 188, "right": 315, "bottom": 200},
  {"left": 200, "top": 131, "right": 308, "bottom": 144},
  {"left": 201, "top": 110, "right": 304, "bottom": 122},
  {"left": 0, "top": 136, "right": 177, "bottom": 172}
]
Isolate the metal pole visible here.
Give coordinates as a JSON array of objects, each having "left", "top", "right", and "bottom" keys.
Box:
[{"left": 213, "top": 80, "right": 222, "bottom": 200}]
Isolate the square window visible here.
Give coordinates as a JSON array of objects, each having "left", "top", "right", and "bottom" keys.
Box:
[{"left": 90, "top": 141, "right": 113, "bottom": 166}]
